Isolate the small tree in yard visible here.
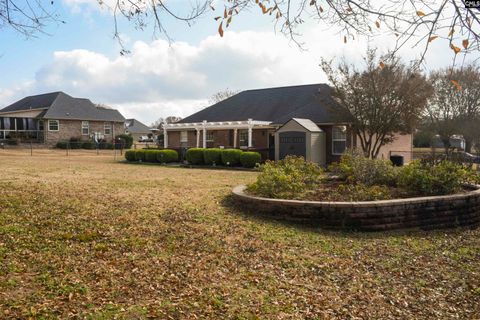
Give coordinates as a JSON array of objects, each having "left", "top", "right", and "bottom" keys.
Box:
[
  {"left": 321, "top": 49, "right": 432, "bottom": 159},
  {"left": 426, "top": 65, "right": 480, "bottom": 153}
]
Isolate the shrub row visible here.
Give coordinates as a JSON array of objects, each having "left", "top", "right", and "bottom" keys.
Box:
[
  {"left": 124, "top": 149, "right": 178, "bottom": 163},
  {"left": 56, "top": 140, "right": 115, "bottom": 149},
  {"left": 185, "top": 148, "right": 261, "bottom": 168}
]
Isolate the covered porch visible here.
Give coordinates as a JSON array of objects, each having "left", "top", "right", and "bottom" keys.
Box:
[
  {"left": 163, "top": 119, "right": 273, "bottom": 149},
  {"left": 0, "top": 117, "right": 45, "bottom": 142}
]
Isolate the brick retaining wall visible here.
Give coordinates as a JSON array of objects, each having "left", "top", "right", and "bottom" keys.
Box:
[{"left": 232, "top": 185, "right": 480, "bottom": 231}]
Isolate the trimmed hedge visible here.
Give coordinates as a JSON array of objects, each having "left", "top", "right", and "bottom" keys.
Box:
[
  {"left": 125, "top": 149, "right": 179, "bottom": 163},
  {"left": 145, "top": 150, "right": 158, "bottom": 162},
  {"left": 56, "top": 141, "right": 69, "bottom": 149},
  {"left": 82, "top": 141, "right": 95, "bottom": 149},
  {"left": 125, "top": 150, "right": 136, "bottom": 161},
  {"left": 135, "top": 150, "right": 146, "bottom": 162},
  {"left": 156, "top": 149, "right": 178, "bottom": 163},
  {"left": 186, "top": 148, "right": 205, "bottom": 165},
  {"left": 203, "top": 148, "right": 222, "bottom": 165},
  {"left": 221, "top": 149, "right": 243, "bottom": 166},
  {"left": 240, "top": 152, "right": 262, "bottom": 168}
]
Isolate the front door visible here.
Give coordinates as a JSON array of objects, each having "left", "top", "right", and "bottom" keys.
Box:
[{"left": 279, "top": 131, "right": 306, "bottom": 159}]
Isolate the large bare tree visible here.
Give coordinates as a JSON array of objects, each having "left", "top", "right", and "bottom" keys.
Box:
[
  {"left": 2, "top": 1, "right": 479, "bottom": 62},
  {"left": 208, "top": 88, "right": 239, "bottom": 105},
  {"left": 321, "top": 49, "right": 432, "bottom": 158},
  {"left": 426, "top": 65, "right": 480, "bottom": 153}
]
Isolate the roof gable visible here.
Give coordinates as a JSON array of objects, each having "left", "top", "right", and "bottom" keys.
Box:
[
  {"left": 125, "top": 119, "right": 152, "bottom": 133},
  {"left": 1, "top": 92, "right": 125, "bottom": 122},
  {"left": 0, "top": 92, "right": 62, "bottom": 113},
  {"left": 278, "top": 118, "right": 323, "bottom": 132},
  {"left": 178, "top": 84, "right": 352, "bottom": 124}
]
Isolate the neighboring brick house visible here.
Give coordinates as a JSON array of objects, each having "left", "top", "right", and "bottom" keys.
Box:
[
  {"left": 164, "top": 84, "right": 412, "bottom": 165},
  {"left": 0, "top": 92, "right": 125, "bottom": 145}
]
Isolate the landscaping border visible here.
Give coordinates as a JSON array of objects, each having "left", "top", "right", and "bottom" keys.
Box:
[{"left": 232, "top": 185, "right": 480, "bottom": 231}]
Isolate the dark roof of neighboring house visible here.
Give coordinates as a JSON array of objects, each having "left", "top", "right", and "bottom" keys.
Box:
[
  {"left": 178, "top": 84, "right": 353, "bottom": 125},
  {"left": 125, "top": 118, "right": 152, "bottom": 134},
  {"left": 0, "top": 92, "right": 125, "bottom": 122}
]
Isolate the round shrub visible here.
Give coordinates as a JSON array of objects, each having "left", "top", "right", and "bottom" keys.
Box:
[
  {"left": 145, "top": 150, "right": 159, "bottom": 162},
  {"left": 247, "top": 156, "right": 323, "bottom": 199},
  {"left": 56, "top": 141, "right": 69, "bottom": 149},
  {"left": 82, "top": 141, "right": 95, "bottom": 149},
  {"left": 240, "top": 151, "right": 261, "bottom": 168},
  {"left": 125, "top": 150, "right": 136, "bottom": 161},
  {"left": 186, "top": 148, "right": 205, "bottom": 165},
  {"left": 397, "top": 160, "right": 469, "bottom": 196},
  {"left": 157, "top": 149, "right": 178, "bottom": 163},
  {"left": 135, "top": 150, "right": 146, "bottom": 162},
  {"left": 69, "top": 137, "right": 82, "bottom": 149},
  {"left": 204, "top": 148, "right": 222, "bottom": 165},
  {"left": 221, "top": 149, "right": 243, "bottom": 166},
  {"left": 116, "top": 134, "right": 133, "bottom": 149},
  {"left": 329, "top": 149, "right": 397, "bottom": 186}
]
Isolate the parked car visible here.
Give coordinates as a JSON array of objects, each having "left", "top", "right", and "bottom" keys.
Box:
[
  {"left": 449, "top": 151, "right": 480, "bottom": 164},
  {"left": 138, "top": 136, "right": 154, "bottom": 142}
]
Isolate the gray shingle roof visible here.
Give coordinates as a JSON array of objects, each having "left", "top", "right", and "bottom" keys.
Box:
[
  {"left": 178, "top": 84, "right": 353, "bottom": 125},
  {"left": 125, "top": 119, "right": 152, "bottom": 134},
  {"left": 0, "top": 92, "right": 125, "bottom": 122},
  {"left": 0, "top": 92, "right": 61, "bottom": 112}
]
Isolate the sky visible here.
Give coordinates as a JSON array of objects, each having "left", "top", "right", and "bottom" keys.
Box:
[{"left": 0, "top": 0, "right": 476, "bottom": 125}]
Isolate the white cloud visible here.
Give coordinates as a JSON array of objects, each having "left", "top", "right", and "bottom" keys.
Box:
[{"left": 0, "top": 23, "right": 465, "bottom": 124}]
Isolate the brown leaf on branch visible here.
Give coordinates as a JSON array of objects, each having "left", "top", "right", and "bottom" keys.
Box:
[
  {"left": 375, "top": 21, "right": 380, "bottom": 28},
  {"left": 450, "top": 44, "right": 461, "bottom": 54},
  {"left": 416, "top": 11, "right": 425, "bottom": 17},
  {"left": 218, "top": 22, "right": 224, "bottom": 37},
  {"left": 451, "top": 80, "right": 462, "bottom": 91},
  {"left": 379, "top": 61, "right": 385, "bottom": 69},
  {"left": 462, "top": 39, "right": 469, "bottom": 49},
  {"left": 428, "top": 35, "right": 438, "bottom": 42}
]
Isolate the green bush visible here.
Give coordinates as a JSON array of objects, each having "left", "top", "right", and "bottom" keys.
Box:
[
  {"left": 240, "top": 151, "right": 262, "bottom": 168},
  {"left": 397, "top": 160, "right": 469, "bottom": 196},
  {"left": 134, "top": 150, "right": 146, "bottom": 162},
  {"left": 145, "top": 150, "right": 158, "bottom": 162},
  {"left": 116, "top": 134, "right": 133, "bottom": 149},
  {"left": 247, "top": 156, "right": 323, "bottom": 199},
  {"left": 69, "top": 137, "right": 82, "bottom": 149},
  {"left": 186, "top": 148, "right": 205, "bottom": 165},
  {"left": 98, "top": 141, "right": 114, "bottom": 149},
  {"left": 82, "top": 141, "right": 95, "bottom": 149},
  {"left": 336, "top": 183, "right": 392, "bottom": 201},
  {"left": 125, "top": 150, "right": 136, "bottom": 161},
  {"left": 221, "top": 149, "right": 243, "bottom": 166},
  {"left": 204, "top": 148, "right": 222, "bottom": 165},
  {"left": 56, "top": 141, "right": 69, "bottom": 149},
  {"left": 329, "top": 149, "right": 397, "bottom": 186},
  {"left": 156, "top": 149, "right": 178, "bottom": 163}
]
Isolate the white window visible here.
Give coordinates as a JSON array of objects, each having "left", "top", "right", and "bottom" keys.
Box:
[
  {"left": 239, "top": 130, "right": 248, "bottom": 147},
  {"left": 206, "top": 131, "right": 214, "bottom": 142},
  {"left": 82, "top": 121, "right": 89, "bottom": 135},
  {"left": 180, "top": 131, "right": 188, "bottom": 142},
  {"left": 104, "top": 123, "right": 112, "bottom": 135},
  {"left": 48, "top": 120, "right": 59, "bottom": 131},
  {"left": 332, "top": 126, "right": 347, "bottom": 155}
]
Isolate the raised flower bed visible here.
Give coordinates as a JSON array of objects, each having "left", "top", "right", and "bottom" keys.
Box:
[{"left": 232, "top": 152, "right": 480, "bottom": 231}]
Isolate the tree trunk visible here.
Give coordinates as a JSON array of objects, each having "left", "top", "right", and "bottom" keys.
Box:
[{"left": 465, "top": 139, "right": 473, "bottom": 153}]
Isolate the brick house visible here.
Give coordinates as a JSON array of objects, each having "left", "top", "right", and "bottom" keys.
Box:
[
  {"left": 164, "top": 84, "right": 412, "bottom": 165},
  {"left": 0, "top": 92, "right": 125, "bottom": 145},
  {"left": 125, "top": 118, "right": 154, "bottom": 142}
]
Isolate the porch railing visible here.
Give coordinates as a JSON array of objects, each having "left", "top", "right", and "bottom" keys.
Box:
[{"left": 0, "top": 130, "right": 44, "bottom": 142}]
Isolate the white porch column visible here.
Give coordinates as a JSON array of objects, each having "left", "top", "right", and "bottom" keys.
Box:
[
  {"left": 247, "top": 118, "right": 253, "bottom": 148},
  {"left": 196, "top": 129, "right": 200, "bottom": 148},
  {"left": 163, "top": 126, "right": 168, "bottom": 148},
  {"left": 202, "top": 120, "right": 207, "bottom": 148},
  {"left": 233, "top": 128, "right": 238, "bottom": 148}
]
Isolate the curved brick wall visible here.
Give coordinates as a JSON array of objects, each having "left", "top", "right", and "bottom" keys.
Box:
[{"left": 232, "top": 185, "right": 480, "bottom": 231}]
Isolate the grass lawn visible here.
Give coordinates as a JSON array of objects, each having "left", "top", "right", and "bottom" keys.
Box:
[{"left": 0, "top": 150, "right": 479, "bottom": 319}]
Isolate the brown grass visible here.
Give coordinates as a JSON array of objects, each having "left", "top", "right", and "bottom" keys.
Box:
[{"left": 0, "top": 149, "right": 479, "bottom": 319}]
